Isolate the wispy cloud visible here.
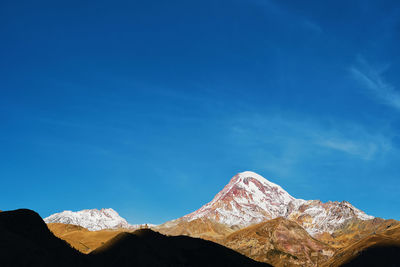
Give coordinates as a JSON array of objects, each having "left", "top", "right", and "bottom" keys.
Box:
[
  {"left": 228, "top": 113, "right": 393, "bottom": 177},
  {"left": 247, "top": 0, "right": 323, "bottom": 36},
  {"left": 317, "top": 138, "right": 387, "bottom": 160},
  {"left": 302, "top": 20, "right": 323, "bottom": 34},
  {"left": 350, "top": 57, "right": 400, "bottom": 110}
]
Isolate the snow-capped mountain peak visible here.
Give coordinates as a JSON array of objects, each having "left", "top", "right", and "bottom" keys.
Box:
[
  {"left": 44, "top": 208, "right": 131, "bottom": 231},
  {"left": 235, "top": 171, "right": 295, "bottom": 204},
  {"left": 185, "top": 171, "right": 295, "bottom": 226},
  {"left": 183, "top": 171, "right": 374, "bottom": 235}
]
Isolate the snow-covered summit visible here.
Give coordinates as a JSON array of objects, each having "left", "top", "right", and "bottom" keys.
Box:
[
  {"left": 238, "top": 171, "right": 285, "bottom": 190},
  {"left": 235, "top": 171, "right": 295, "bottom": 204},
  {"left": 184, "top": 171, "right": 373, "bottom": 235},
  {"left": 184, "top": 171, "right": 295, "bottom": 225},
  {"left": 44, "top": 208, "right": 131, "bottom": 231}
]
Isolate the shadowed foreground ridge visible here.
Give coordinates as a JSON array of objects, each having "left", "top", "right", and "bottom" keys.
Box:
[
  {"left": 342, "top": 243, "right": 400, "bottom": 267},
  {"left": 0, "top": 209, "right": 270, "bottom": 267},
  {"left": 91, "top": 228, "right": 270, "bottom": 267}
]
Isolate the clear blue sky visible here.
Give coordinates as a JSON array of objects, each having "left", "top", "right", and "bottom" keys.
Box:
[{"left": 1, "top": 0, "right": 400, "bottom": 224}]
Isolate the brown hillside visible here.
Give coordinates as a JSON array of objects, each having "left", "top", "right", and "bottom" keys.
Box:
[
  {"left": 154, "top": 217, "right": 234, "bottom": 242},
  {"left": 323, "top": 224, "right": 400, "bottom": 266}
]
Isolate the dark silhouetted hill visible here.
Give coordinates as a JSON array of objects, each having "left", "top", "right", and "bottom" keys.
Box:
[
  {"left": 0, "top": 209, "right": 86, "bottom": 267},
  {"left": 90, "top": 228, "right": 271, "bottom": 267},
  {"left": 341, "top": 243, "right": 400, "bottom": 266}
]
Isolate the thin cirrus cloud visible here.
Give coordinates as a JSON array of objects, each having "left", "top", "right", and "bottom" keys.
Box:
[
  {"left": 317, "top": 138, "right": 384, "bottom": 160},
  {"left": 350, "top": 57, "right": 400, "bottom": 111},
  {"left": 302, "top": 20, "right": 323, "bottom": 34},
  {"left": 229, "top": 113, "right": 392, "bottom": 175}
]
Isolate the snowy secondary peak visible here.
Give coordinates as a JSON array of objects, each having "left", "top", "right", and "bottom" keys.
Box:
[
  {"left": 44, "top": 208, "right": 131, "bottom": 231},
  {"left": 183, "top": 171, "right": 374, "bottom": 235}
]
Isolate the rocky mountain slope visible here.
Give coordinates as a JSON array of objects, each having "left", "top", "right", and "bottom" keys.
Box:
[
  {"left": 223, "top": 217, "right": 335, "bottom": 267},
  {"left": 181, "top": 171, "right": 373, "bottom": 235}
]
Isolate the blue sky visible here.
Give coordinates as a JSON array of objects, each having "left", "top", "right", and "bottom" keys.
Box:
[{"left": 1, "top": 0, "right": 400, "bottom": 224}]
